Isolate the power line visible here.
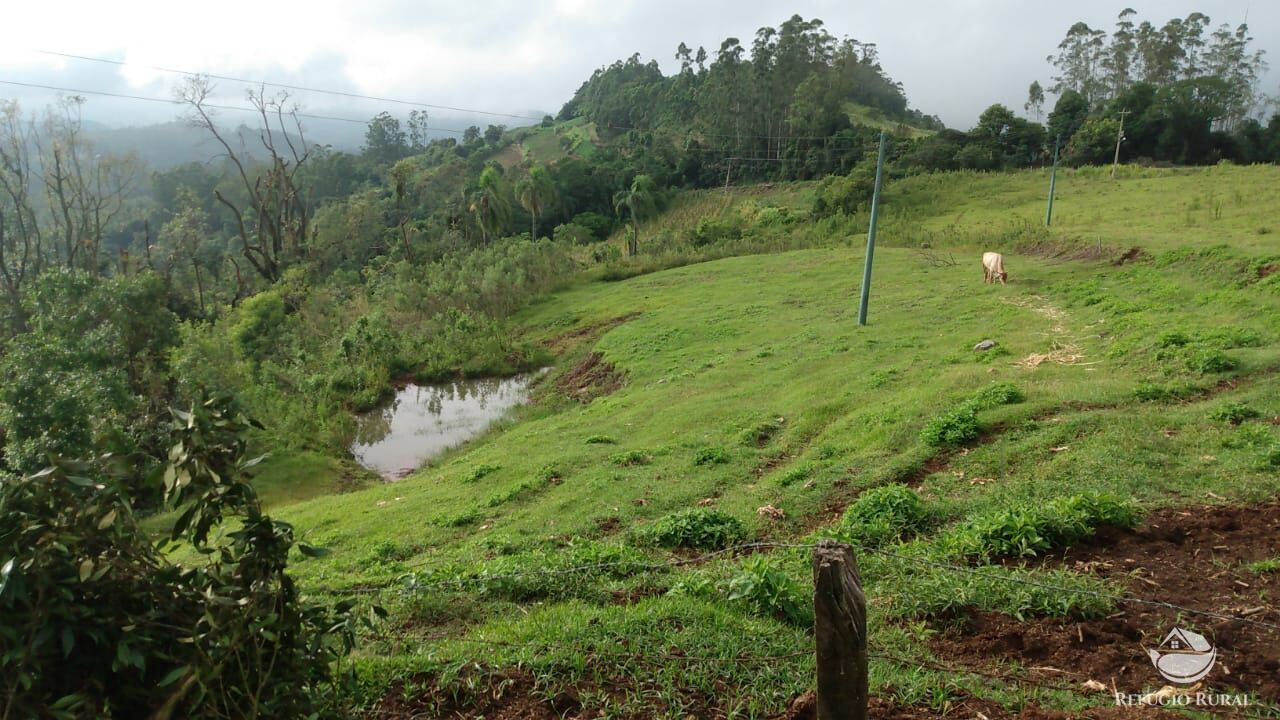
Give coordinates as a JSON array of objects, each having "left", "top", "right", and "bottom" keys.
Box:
[
  {"left": 27, "top": 48, "right": 544, "bottom": 122},
  {"left": 0, "top": 78, "right": 471, "bottom": 135}
]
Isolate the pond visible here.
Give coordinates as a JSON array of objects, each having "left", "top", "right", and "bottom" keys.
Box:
[{"left": 350, "top": 371, "right": 543, "bottom": 479}]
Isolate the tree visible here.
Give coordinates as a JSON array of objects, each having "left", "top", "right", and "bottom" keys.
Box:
[
  {"left": 363, "top": 111, "right": 409, "bottom": 165},
  {"left": 462, "top": 125, "right": 481, "bottom": 144},
  {"left": 613, "top": 174, "right": 656, "bottom": 256},
  {"left": 483, "top": 124, "right": 506, "bottom": 145},
  {"left": 469, "top": 166, "right": 511, "bottom": 245},
  {"left": 407, "top": 109, "right": 430, "bottom": 151},
  {"left": 1048, "top": 89, "right": 1090, "bottom": 146},
  {"left": 1048, "top": 22, "right": 1108, "bottom": 106},
  {"left": 1025, "top": 81, "right": 1045, "bottom": 121},
  {"left": 515, "top": 165, "right": 556, "bottom": 239},
  {"left": 179, "top": 76, "right": 312, "bottom": 287}
]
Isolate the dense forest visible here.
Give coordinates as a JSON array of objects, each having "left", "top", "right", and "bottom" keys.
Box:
[{"left": 0, "top": 10, "right": 1277, "bottom": 717}]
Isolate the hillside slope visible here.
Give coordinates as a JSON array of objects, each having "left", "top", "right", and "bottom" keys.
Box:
[{"left": 278, "top": 166, "right": 1280, "bottom": 717}]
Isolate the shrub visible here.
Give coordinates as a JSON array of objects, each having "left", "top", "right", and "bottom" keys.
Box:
[
  {"left": 725, "top": 556, "right": 813, "bottom": 627},
  {"left": 921, "top": 407, "right": 980, "bottom": 447},
  {"left": 609, "top": 450, "right": 651, "bottom": 467},
  {"left": 1133, "top": 381, "right": 1200, "bottom": 401},
  {"left": 967, "top": 382, "right": 1025, "bottom": 410},
  {"left": 1210, "top": 402, "right": 1261, "bottom": 425},
  {"left": 585, "top": 434, "right": 617, "bottom": 444},
  {"left": 0, "top": 399, "right": 364, "bottom": 718},
  {"left": 838, "top": 484, "right": 929, "bottom": 546},
  {"left": 461, "top": 463, "right": 501, "bottom": 483},
  {"left": 640, "top": 509, "right": 746, "bottom": 550},
  {"left": 693, "top": 446, "right": 730, "bottom": 466},
  {"left": 1222, "top": 424, "right": 1274, "bottom": 449},
  {"left": 1185, "top": 348, "right": 1237, "bottom": 374},
  {"left": 943, "top": 493, "right": 1137, "bottom": 560}
]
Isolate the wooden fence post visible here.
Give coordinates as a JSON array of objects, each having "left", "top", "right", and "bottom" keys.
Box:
[{"left": 813, "top": 539, "right": 868, "bottom": 720}]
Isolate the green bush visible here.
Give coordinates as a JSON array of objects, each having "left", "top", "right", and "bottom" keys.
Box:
[
  {"left": 943, "top": 493, "right": 1138, "bottom": 560},
  {"left": 609, "top": 450, "right": 651, "bottom": 467},
  {"left": 461, "top": 463, "right": 501, "bottom": 483},
  {"left": 585, "top": 434, "right": 617, "bottom": 444},
  {"left": 1211, "top": 402, "right": 1262, "bottom": 425},
  {"left": 1184, "top": 348, "right": 1237, "bottom": 374},
  {"left": 725, "top": 556, "right": 813, "bottom": 627},
  {"left": 967, "top": 382, "right": 1025, "bottom": 410},
  {"left": 693, "top": 446, "right": 730, "bottom": 466},
  {"left": 640, "top": 509, "right": 746, "bottom": 550},
  {"left": 837, "top": 484, "right": 929, "bottom": 546},
  {"left": 740, "top": 419, "right": 782, "bottom": 447},
  {"left": 921, "top": 407, "right": 980, "bottom": 447},
  {"left": 1222, "top": 424, "right": 1274, "bottom": 449}
]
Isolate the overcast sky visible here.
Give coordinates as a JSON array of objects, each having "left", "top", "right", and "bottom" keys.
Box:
[{"left": 0, "top": 0, "right": 1274, "bottom": 135}]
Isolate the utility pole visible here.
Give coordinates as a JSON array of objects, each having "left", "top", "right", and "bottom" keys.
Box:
[
  {"left": 1111, "top": 110, "right": 1130, "bottom": 179},
  {"left": 857, "top": 131, "right": 888, "bottom": 327},
  {"left": 1046, "top": 135, "right": 1060, "bottom": 226}
]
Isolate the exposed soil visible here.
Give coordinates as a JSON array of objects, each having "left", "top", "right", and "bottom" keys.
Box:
[
  {"left": 542, "top": 312, "right": 641, "bottom": 355},
  {"left": 1111, "top": 246, "right": 1152, "bottom": 266},
  {"left": 784, "top": 689, "right": 1179, "bottom": 719},
  {"left": 373, "top": 671, "right": 566, "bottom": 720},
  {"left": 928, "top": 504, "right": 1280, "bottom": 704},
  {"left": 555, "top": 351, "right": 626, "bottom": 402}
]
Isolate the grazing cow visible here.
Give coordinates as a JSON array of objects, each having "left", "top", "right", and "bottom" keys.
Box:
[{"left": 982, "top": 252, "right": 1007, "bottom": 284}]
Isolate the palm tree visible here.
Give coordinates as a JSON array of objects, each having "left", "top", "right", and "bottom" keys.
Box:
[
  {"left": 515, "top": 164, "right": 556, "bottom": 239},
  {"left": 469, "top": 166, "right": 510, "bottom": 245},
  {"left": 613, "top": 174, "right": 656, "bottom": 256}
]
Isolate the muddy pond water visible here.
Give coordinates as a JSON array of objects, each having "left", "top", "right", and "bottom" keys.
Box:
[{"left": 350, "top": 371, "right": 543, "bottom": 479}]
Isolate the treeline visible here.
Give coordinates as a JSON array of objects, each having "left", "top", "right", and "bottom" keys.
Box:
[
  {"left": 558, "top": 15, "right": 942, "bottom": 184},
  {"left": 905, "top": 9, "right": 1277, "bottom": 172}
]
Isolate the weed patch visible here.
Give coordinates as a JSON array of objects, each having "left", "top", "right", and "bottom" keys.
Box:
[{"left": 638, "top": 509, "right": 746, "bottom": 550}]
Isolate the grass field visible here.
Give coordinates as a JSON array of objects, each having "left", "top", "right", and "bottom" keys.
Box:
[{"left": 258, "top": 165, "right": 1280, "bottom": 717}]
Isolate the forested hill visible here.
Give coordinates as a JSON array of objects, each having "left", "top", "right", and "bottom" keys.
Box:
[{"left": 555, "top": 15, "right": 940, "bottom": 185}]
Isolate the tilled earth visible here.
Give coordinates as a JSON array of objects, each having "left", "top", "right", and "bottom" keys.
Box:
[{"left": 928, "top": 503, "right": 1280, "bottom": 709}]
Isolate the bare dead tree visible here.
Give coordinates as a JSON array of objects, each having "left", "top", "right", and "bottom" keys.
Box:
[
  {"left": 178, "top": 76, "right": 312, "bottom": 284},
  {"left": 0, "top": 101, "right": 46, "bottom": 332},
  {"left": 33, "top": 97, "right": 138, "bottom": 274}
]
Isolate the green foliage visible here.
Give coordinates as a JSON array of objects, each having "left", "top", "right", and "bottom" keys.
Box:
[
  {"left": 1246, "top": 558, "right": 1280, "bottom": 574},
  {"left": 609, "top": 449, "right": 651, "bottom": 466},
  {"left": 1134, "top": 381, "right": 1200, "bottom": 401},
  {"left": 724, "top": 556, "right": 813, "bottom": 627},
  {"left": 1210, "top": 402, "right": 1261, "bottom": 425},
  {"left": 942, "top": 493, "right": 1138, "bottom": 561},
  {"left": 834, "top": 484, "right": 929, "bottom": 546},
  {"left": 461, "top": 463, "right": 501, "bottom": 483},
  {"left": 692, "top": 446, "right": 730, "bottom": 466},
  {"left": 0, "top": 271, "right": 178, "bottom": 486},
  {"left": 230, "top": 290, "right": 288, "bottom": 366},
  {"left": 776, "top": 462, "right": 814, "bottom": 487},
  {"left": 0, "top": 398, "right": 368, "bottom": 718},
  {"left": 966, "top": 382, "right": 1025, "bottom": 410},
  {"left": 1183, "top": 347, "right": 1237, "bottom": 373},
  {"left": 920, "top": 383, "right": 1023, "bottom": 447},
  {"left": 920, "top": 406, "right": 980, "bottom": 447},
  {"left": 585, "top": 434, "right": 617, "bottom": 444},
  {"left": 639, "top": 509, "right": 746, "bottom": 550},
  {"left": 812, "top": 160, "right": 876, "bottom": 218},
  {"left": 739, "top": 419, "right": 783, "bottom": 447}
]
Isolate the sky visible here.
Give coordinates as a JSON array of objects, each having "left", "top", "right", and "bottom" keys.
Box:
[{"left": 0, "top": 0, "right": 1274, "bottom": 137}]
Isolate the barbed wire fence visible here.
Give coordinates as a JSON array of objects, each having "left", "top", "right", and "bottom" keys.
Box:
[{"left": 310, "top": 540, "right": 1279, "bottom": 717}]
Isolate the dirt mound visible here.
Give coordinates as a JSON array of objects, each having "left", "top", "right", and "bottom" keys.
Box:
[
  {"left": 929, "top": 503, "right": 1280, "bottom": 704},
  {"left": 555, "top": 351, "right": 625, "bottom": 402}
]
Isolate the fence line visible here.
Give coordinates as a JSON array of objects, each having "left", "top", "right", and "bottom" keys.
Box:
[{"left": 307, "top": 539, "right": 1280, "bottom": 633}]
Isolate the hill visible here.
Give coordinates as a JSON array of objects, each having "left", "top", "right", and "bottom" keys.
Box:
[{"left": 260, "top": 164, "right": 1280, "bottom": 716}]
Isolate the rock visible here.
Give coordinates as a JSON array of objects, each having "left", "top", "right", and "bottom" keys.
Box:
[{"left": 973, "top": 339, "right": 998, "bottom": 351}]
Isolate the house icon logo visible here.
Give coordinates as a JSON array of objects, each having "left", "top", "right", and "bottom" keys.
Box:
[{"left": 1148, "top": 627, "right": 1217, "bottom": 684}]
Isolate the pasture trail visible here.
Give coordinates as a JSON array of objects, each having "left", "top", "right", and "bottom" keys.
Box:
[{"left": 1001, "top": 294, "right": 1089, "bottom": 368}]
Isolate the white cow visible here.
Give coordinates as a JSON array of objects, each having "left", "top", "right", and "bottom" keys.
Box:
[{"left": 982, "top": 252, "right": 1007, "bottom": 284}]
